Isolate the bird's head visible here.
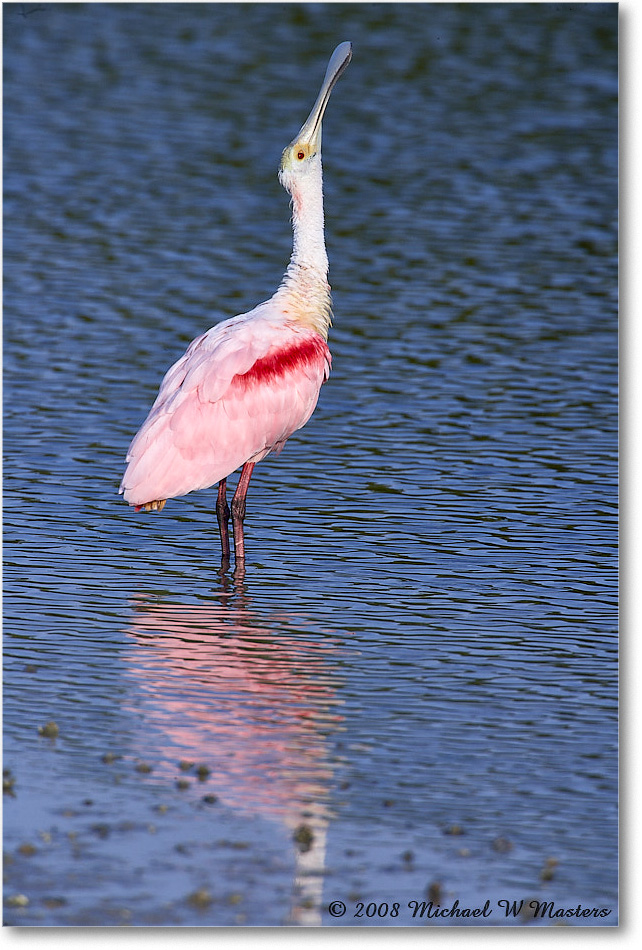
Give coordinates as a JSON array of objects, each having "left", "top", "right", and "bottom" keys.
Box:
[{"left": 279, "top": 41, "right": 352, "bottom": 191}]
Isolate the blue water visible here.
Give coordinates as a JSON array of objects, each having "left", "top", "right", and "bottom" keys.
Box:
[{"left": 3, "top": 2, "right": 617, "bottom": 927}]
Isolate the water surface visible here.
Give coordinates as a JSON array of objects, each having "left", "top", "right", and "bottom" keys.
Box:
[{"left": 3, "top": 2, "right": 617, "bottom": 927}]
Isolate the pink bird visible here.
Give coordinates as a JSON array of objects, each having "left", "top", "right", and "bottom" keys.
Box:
[{"left": 120, "top": 42, "right": 352, "bottom": 562}]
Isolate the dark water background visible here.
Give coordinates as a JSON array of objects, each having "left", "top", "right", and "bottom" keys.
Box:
[{"left": 3, "top": 2, "right": 617, "bottom": 927}]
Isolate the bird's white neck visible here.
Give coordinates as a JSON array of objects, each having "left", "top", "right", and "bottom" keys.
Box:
[{"left": 277, "top": 158, "right": 332, "bottom": 339}]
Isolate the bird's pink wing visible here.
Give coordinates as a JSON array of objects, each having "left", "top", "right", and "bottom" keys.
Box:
[{"left": 120, "top": 310, "right": 330, "bottom": 506}]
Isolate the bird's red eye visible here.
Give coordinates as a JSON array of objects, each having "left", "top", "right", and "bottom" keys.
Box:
[{"left": 297, "top": 150, "right": 305, "bottom": 160}]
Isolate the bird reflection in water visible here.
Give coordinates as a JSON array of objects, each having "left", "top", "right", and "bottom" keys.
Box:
[{"left": 123, "top": 571, "right": 346, "bottom": 925}]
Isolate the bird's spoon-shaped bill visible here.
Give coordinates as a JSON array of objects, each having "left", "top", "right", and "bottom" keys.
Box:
[{"left": 295, "top": 41, "right": 352, "bottom": 148}]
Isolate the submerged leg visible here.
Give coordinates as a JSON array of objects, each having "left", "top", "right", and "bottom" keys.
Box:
[
  {"left": 216, "top": 478, "right": 231, "bottom": 562},
  {"left": 231, "top": 462, "right": 255, "bottom": 562}
]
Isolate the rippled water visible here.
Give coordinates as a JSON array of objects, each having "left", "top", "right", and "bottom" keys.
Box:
[{"left": 3, "top": 2, "right": 617, "bottom": 927}]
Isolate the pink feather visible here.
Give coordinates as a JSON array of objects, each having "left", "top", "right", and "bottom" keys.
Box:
[{"left": 120, "top": 312, "right": 330, "bottom": 507}]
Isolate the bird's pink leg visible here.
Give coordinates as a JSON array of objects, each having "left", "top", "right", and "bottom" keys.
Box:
[
  {"left": 231, "top": 462, "right": 255, "bottom": 562},
  {"left": 216, "top": 478, "right": 231, "bottom": 562}
]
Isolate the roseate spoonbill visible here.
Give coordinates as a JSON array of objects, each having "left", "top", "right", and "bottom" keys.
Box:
[{"left": 120, "top": 42, "right": 352, "bottom": 561}]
